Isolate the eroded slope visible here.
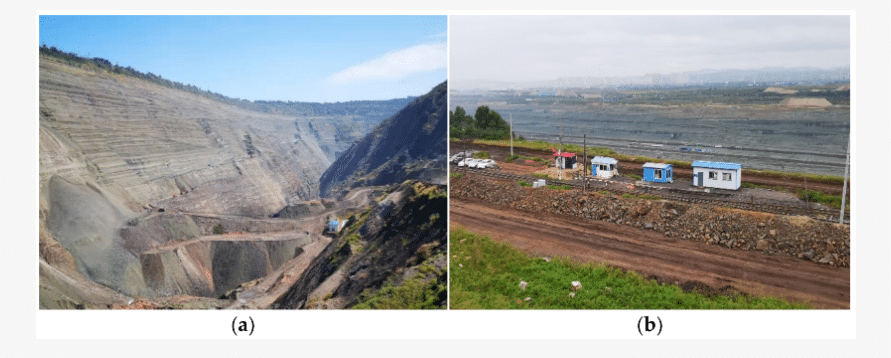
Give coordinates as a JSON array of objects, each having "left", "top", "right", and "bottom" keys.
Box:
[{"left": 319, "top": 81, "right": 448, "bottom": 198}]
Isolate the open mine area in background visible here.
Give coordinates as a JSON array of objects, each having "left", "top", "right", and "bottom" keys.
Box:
[{"left": 452, "top": 84, "right": 849, "bottom": 176}]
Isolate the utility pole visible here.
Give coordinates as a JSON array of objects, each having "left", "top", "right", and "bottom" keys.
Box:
[
  {"left": 840, "top": 138, "right": 850, "bottom": 224},
  {"left": 559, "top": 119, "right": 563, "bottom": 181},
  {"left": 583, "top": 134, "right": 587, "bottom": 193},
  {"left": 804, "top": 175, "right": 808, "bottom": 207},
  {"left": 510, "top": 113, "right": 513, "bottom": 158},
  {"left": 464, "top": 137, "right": 468, "bottom": 176}
]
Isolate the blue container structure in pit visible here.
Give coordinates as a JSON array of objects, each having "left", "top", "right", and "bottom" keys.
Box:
[
  {"left": 328, "top": 220, "right": 339, "bottom": 233},
  {"left": 642, "top": 162, "right": 673, "bottom": 183}
]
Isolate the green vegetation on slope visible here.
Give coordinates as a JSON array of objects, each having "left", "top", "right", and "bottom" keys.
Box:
[
  {"left": 352, "top": 255, "right": 446, "bottom": 309},
  {"left": 449, "top": 227, "right": 810, "bottom": 309}
]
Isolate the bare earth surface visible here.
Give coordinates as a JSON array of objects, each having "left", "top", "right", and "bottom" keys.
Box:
[{"left": 450, "top": 197, "right": 850, "bottom": 309}]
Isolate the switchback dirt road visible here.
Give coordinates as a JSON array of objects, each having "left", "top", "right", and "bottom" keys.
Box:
[{"left": 450, "top": 197, "right": 849, "bottom": 309}]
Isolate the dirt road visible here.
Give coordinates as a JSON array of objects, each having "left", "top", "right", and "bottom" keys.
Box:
[{"left": 450, "top": 197, "right": 849, "bottom": 309}]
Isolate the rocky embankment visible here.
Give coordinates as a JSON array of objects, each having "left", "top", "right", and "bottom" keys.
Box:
[
  {"left": 451, "top": 176, "right": 850, "bottom": 267},
  {"left": 319, "top": 82, "right": 448, "bottom": 198},
  {"left": 273, "top": 181, "right": 448, "bottom": 309}
]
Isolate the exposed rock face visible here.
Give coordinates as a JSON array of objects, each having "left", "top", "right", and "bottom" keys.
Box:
[
  {"left": 40, "top": 57, "right": 331, "bottom": 217},
  {"left": 319, "top": 81, "right": 448, "bottom": 198},
  {"left": 38, "top": 55, "right": 406, "bottom": 303},
  {"left": 273, "top": 182, "right": 448, "bottom": 309},
  {"left": 451, "top": 176, "right": 850, "bottom": 267},
  {"left": 140, "top": 234, "right": 314, "bottom": 297}
]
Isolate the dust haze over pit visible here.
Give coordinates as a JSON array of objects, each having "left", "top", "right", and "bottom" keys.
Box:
[{"left": 449, "top": 15, "right": 850, "bottom": 90}]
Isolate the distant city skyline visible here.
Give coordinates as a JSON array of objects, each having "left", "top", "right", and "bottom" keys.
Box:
[
  {"left": 39, "top": 15, "right": 446, "bottom": 102},
  {"left": 450, "top": 15, "right": 850, "bottom": 90}
]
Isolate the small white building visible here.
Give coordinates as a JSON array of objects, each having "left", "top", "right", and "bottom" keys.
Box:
[
  {"left": 691, "top": 160, "right": 741, "bottom": 190},
  {"left": 553, "top": 151, "right": 578, "bottom": 169},
  {"left": 591, "top": 156, "right": 619, "bottom": 179}
]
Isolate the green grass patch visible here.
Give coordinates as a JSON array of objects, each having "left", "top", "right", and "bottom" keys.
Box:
[
  {"left": 351, "top": 276, "right": 446, "bottom": 309},
  {"left": 530, "top": 173, "right": 550, "bottom": 179},
  {"left": 343, "top": 208, "right": 373, "bottom": 237},
  {"left": 518, "top": 180, "right": 532, "bottom": 187},
  {"left": 506, "top": 154, "right": 547, "bottom": 164},
  {"left": 413, "top": 182, "right": 446, "bottom": 200},
  {"left": 472, "top": 138, "right": 618, "bottom": 158},
  {"left": 798, "top": 189, "right": 848, "bottom": 210},
  {"left": 472, "top": 151, "right": 491, "bottom": 159},
  {"left": 346, "top": 233, "right": 364, "bottom": 253},
  {"left": 449, "top": 227, "right": 810, "bottom": 309},
  {"left": 744, "top": 169, "right": 845, "bottom": 185},
  {"left": 450, "top": 172, "right": 464, "bottom": 178},
  {"left": 546, "top": 184, "right": 572, "bottom": 190},
  {"left": 628, "top": 174, "right": 642, "bottom": 180},
  {"left": 212, "top": 224, "right": 225, "bottom": 235}
]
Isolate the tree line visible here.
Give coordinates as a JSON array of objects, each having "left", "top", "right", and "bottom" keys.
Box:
[
  {"left": 39, "top": 45, "right": 414, "bottom": 117},
  {"left": 449, "top": 106, "right": 511, "bottom": 140}
]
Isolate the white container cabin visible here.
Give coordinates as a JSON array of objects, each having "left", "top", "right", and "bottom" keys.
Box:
[
  {"left": 591, "top": 156, "right": 618, "bottom": 179},
  {"left": 691, "top": 160, "right": 741, "bottom": 190}
]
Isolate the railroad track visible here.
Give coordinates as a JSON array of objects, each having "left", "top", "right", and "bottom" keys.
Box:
[{"left": 451, "top": 164, "right": 850, "bottom": 224}]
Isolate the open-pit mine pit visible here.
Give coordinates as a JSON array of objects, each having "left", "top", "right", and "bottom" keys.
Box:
[{"left": 38, "top": 54, "right": 413, "bottom": 309}]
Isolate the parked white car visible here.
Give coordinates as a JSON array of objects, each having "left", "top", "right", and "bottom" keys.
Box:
[{"left": 475, "top": 159, "right": 497, "bottom": 169}]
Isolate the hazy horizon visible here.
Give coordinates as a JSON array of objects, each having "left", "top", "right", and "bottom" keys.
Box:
[{"left": 450, "top": 15, "right": 850, "bottom": 90}]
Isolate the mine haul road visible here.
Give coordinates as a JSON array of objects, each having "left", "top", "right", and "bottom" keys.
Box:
[{"left": 450, "top": 197, "right": 849, "bottom": 309}]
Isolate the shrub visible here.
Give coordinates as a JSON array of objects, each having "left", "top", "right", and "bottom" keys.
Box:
[
  {"left": 213, "top": 224, "right": 224, "bottom": 235},
  {"left": 472, "top": 151, "right": 491, "bottom": 159}
]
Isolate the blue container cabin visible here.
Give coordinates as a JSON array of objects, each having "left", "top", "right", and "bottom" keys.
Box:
[
  {"left": 642, "top": 162, "right": 673, "bottom": 183},
  {"left": 328, "top": 220, "right": 339, "bottom": 233}
]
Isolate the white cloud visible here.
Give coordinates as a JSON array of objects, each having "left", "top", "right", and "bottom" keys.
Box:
[{"left": 328, "top": 43, "right": 446, "bottom": 84}]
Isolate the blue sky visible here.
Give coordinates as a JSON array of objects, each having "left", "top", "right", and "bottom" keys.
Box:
[{"left": 39, "top": 15, "right": 446, "bottom": 102}]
